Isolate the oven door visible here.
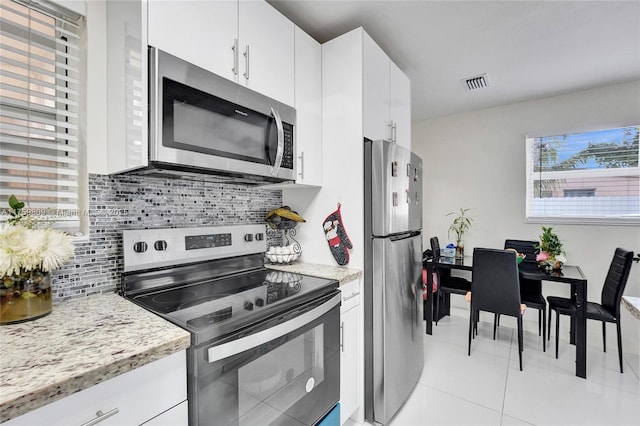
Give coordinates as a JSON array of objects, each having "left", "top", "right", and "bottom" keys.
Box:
[{"left": 190, "top": 292, "right": 341, "bottom": 426}]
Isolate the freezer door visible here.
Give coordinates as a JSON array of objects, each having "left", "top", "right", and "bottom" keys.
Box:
[
  {"left": 371, "top": 233, "right": 424, "bottom": 424},
  {"left": 369, "top": 140, "right": 422, "bottom": 236}
]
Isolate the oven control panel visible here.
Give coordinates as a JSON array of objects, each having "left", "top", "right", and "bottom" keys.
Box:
[{"left": 123, "top": 224, "right": 267, "bottom": 272}]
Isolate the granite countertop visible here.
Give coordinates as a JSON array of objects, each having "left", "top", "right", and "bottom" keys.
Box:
[
  {"left": 622, "top": 296, "right": 640, "bottom": 320},
  {"left": 266, "top": 262, "right": 362, "bottom": 285},
  {"left": 0, "top": 292, "right": 191, "bottom": 423}
]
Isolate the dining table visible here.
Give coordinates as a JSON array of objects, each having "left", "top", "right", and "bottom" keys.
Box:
[{"left": 424, "top": 255, "right": 588, "bottom": 379}]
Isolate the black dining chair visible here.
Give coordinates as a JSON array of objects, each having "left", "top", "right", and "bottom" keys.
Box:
[
  {"left": 503, "top": 239, "right": 547, "bottom": 352},
  {"left": 469, "top": 248, "right": 524, "bottom": 370},
  {"left": 430, "top": 236, "right": 471, "bottom": 325},
  {"left": 547, "top": 248, "right": 634, "bottom": 373}
]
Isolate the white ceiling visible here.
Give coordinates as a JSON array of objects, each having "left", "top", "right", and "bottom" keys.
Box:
[{"left": 266, "top": 0, "right": 640, "bottom": 122}]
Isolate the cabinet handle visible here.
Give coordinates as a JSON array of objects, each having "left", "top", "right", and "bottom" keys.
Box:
[
  {"left": 298, "top": 152, "right": 304, "bottom": 179},
  {"left": 343, "top": 291, "right": 360, "bottom": 302},
  {"left": 231, "top": 39, "right": 238, "bottom": 75},
  {"left": 340, "top": 321, "right": 344, "bottom": 352},
  {"left": 387, "top": 121, "right": 393, "bottom": 141},
  {"left": 243, "top": 44, "right": 250, "bottom": 80},
  {"left": 80, "top": 408, "right": 119, "bottom": 426},
  {"left": 392, "top": 122, "right": 397, "bottom": 143}
]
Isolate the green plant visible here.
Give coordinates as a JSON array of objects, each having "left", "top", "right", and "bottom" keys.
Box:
[
  {"left": 447, "top": 208, "right": 472, "bottom": 245},
  {"left": 536, "top": 226, "right": 564, "bottom": 258}
]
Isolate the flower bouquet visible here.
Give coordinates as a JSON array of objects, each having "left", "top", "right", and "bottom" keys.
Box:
[
  {"left": 535, "top": 226, "right": 566, "bottom": 271},
  {"left": 1, "top": 195, "right": 75, "bottom": 324}
]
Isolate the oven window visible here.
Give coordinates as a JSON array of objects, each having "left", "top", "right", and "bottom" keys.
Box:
[{"left": 237, "top": 325, "right": 324, "bottom": 424}]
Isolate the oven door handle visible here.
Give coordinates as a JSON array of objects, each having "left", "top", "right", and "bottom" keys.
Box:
[{"left": 207, "top": 293, "right": 340, "bottom": 363}]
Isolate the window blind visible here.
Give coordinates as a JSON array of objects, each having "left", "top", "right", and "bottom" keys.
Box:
[
  {"left": 525, "top": 126, "right": 640, "bottom": 225},
  {"left": 0, "top": 0, "right": 82, "bottom": 233}
]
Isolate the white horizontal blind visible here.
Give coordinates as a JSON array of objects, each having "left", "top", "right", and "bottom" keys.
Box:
[
  {"left": 0, "top": 0, "right": 82, "bottom": 232},
  {"left": 525, "top": 126, "right": 640, "bottom": 225}
]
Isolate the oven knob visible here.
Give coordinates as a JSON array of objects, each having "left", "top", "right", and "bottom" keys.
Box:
[
  {"left": 255, "top": 233, "right": 264, "bottom": 241},
  {"left": 244, "top": 233, "right": 253, "bottom": 242},
  {"left": 255, "top": 298, "right": 264, "bottom": 307},
  {"left": 154, "top": 240, "right": 168, "bottom": 251},
  {"left": 133, "top": 241, "right": 148, "bottom": 253},
  {"left": 244, "top": 301, "right": 254, "bottom": 311}
]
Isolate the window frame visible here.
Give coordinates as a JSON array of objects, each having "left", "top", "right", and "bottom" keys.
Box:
[
  {"left": 0, "top": 0, "right": 88, "bottom": 237},
  {"left": 525, "top": 125, "right": 640, "bottom": 226}
]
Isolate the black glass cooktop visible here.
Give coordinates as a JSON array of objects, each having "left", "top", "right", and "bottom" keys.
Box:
[{"left": 130, "top": 268, "right": 338, "bottom": 343}]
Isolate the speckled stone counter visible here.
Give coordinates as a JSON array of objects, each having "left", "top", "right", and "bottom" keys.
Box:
[
  {"left": 0, "top": 292, "right": 190, "bottom": 422},
  {"left": 266, "top": 262, "right": 362, "bottom": 285},
  {"left": 622, "top": 296, "right": 640, "bottom": 320}
]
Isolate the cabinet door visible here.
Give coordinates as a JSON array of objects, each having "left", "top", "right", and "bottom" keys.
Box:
[
  {"left": 389, "top": 62, "right": 411, "bottom": 150},
  {"left": 363, "top": 33, "right": 390, "bottom": 142},
  {"left": 340, "top": 303, "right": 360, "bottom": 425},
  {"left": 3, "top": 351, "right": 187, "bottom": 426},
  {"left": 238, "top": 0, "right": 295, "bottom": 106},
  {"left": 294, "top": 26, "right": 322, "bottom": 186},
  {"left": 148, "top": 0, "right": 238, "bottom": 82}
]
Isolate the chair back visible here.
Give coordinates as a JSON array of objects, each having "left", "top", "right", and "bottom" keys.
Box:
[
  {"left": 430, "top": 236, "right": 441, "bottom": 258},
  {"left": 472, "top": 248, "right": 522, "bottom": 317},
  {"left": 601, "top": 248, "right": 634, "bottom": 315},
  {"left": 504, "top": 239, "right": 538, "bottom": 264}
]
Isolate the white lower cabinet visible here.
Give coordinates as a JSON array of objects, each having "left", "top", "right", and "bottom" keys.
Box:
[
  {"left": 340, "top": 279, "right": 362, "bottom": 425},
  {"left": 3, "top": 351, "right": 187, "bottom": 426}
]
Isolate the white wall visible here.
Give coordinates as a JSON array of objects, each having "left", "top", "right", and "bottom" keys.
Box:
[{"left": 413, "top": 80, "right": 640, "bottom": 356}]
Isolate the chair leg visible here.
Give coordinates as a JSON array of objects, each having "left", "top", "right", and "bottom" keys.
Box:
[
  {"left": 517, "top": 316, "right": 523, "bottom": 371},
  {"left": 547, "top": 307, "right": 552, "bottom": 341},
  {"left": 435, "top": 290, "right": 441, "bottom": 326},
  {"left": 555, "top": 310, "right": 560, "bottom": 359},
  {"left": 542, "top": 308, "right": 547, "bottom": 353},
  {"left": 493, "top": 313, "right": 498, "bottom": 340},
  {"left": 468, "top": 308, "right": 474, "bottom": 356},
  {"left": 538, "top": 310, "right": 542, "bottom": 336},
  {"left": 602, "top": 321, "right": 606, "bottom": 353},
  {"left": 616, "top": 321, "right": 624, "bottom": 374},
  {"left": 496, "top": 314, "right": 500, "bottom": 327}
]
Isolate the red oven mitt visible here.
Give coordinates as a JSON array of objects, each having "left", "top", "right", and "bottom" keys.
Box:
[{"left": 322, "top": 203, "right": 352, "bottom": 266}]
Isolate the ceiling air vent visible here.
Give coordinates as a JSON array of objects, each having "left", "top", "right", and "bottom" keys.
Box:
[{"left": 462, "top": 73, "right": 490, "bottom": 91}]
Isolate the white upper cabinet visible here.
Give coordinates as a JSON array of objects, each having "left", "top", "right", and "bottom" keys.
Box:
[
  {"left": 389, "top": 61, "right": 411, "bottom": 150},
  {"left": 147, "top": 0, "right": 294, "bottom": 106},
  {"left": 293, "top": 26, "right": 322, "bottom": 186},
  {"left": 363, "top": 33, "right": 412, "bottom": 150},
  {"left": 238, "top": 0, "right": 295, "bottom": 106},
  {"left": 148, "top": 0, "right": 238, "bottom": 83}
]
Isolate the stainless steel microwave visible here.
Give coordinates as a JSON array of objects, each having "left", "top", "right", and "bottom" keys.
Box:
[{"left": 148, "top": 47, "right": 296, "bottom": 182}]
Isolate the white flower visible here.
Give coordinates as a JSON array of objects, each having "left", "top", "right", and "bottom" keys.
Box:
[
  {"left": 40, "top": 228, "right": 75, "bottom": 272},
  {"left": 555, "top": 254, "right": 567, "bottom": 264},
  {"left": 0, "top": 225, "right": 74, "bottom": 276}
]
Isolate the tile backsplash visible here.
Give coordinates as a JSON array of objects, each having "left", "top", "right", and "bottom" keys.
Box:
[{"left": 51, "top": 173, "right": 282, "bottom": 301}]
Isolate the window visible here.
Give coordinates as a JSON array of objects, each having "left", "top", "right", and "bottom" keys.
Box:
[
  {"left": 526, "top": 126, "right": 640, "bottom": 225},
  {"left": 0, "top": 0, "right": 86, "bottom": 235}
]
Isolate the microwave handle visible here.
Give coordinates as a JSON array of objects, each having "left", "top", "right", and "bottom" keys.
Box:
[
  {"left": 271, "top": 107, "right": 285, "bottom": 176},
  {"left": 207, "top": 293, "right": 340, "bottom": 363}
]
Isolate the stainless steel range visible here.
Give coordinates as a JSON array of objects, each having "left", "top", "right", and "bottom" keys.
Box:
[{"left": 121, "top": 225, "right": 340, "bottom": 426}]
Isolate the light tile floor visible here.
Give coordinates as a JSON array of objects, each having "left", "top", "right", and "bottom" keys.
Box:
[{"left": 350, "top": 307, "right": 639, "bottom": 426}]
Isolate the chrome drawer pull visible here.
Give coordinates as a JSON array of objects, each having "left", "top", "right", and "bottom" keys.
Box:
[
  {"left": 342, "top": 291, "right": 360, "bottom": 302},
  {"left": 80, "top": 408, "right": 119, "bottom": 426}
]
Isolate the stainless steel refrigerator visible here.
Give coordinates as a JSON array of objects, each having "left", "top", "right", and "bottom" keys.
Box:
[{"left": 364, "top": 138, "right": 424, "bottom": 425}]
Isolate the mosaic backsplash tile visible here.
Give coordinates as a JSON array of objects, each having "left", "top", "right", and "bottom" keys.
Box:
[{"left": 51, "top": 174, "right": 282, "bottom": 301}]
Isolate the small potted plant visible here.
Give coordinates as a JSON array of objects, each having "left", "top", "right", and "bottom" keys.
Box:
[
  {"left": 536, "top": 226, "right": 566, "bottom": 270},
  {"left": 447, "top": 208, "right": 472, "bottom": 259}
]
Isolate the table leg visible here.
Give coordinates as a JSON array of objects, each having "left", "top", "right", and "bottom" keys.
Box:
[{"left": 575, "top": 280, "right": 587, "bottom": 378}]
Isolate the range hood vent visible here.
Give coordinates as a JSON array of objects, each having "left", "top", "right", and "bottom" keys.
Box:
[{"left": 462, "top": 73, "right": 490, "bottom": 91}]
